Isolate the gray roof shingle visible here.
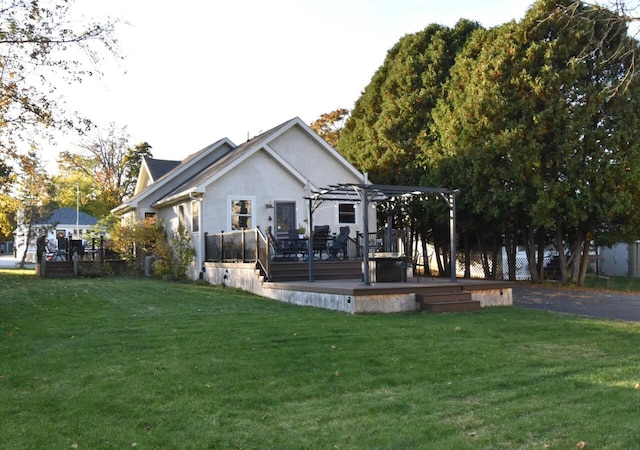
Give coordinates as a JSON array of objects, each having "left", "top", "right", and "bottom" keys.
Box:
[
  {"left": 145, "top": 158, "right": 181, "bottom": 181},
  {"left": 44, "top": 208, "right": 99, "bottom": 226}
]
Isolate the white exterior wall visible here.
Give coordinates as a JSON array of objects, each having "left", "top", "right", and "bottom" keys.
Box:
[
  {"left": 269, "top": 126, "right": 358, "bottom": 188},
  {"left": 202, "top": 150, "right": 306, "bottom": 233},
  {"left": 200, "top": 146, "right": 374, "bottom": 238}
]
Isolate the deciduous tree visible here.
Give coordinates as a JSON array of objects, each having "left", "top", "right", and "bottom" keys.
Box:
[
  {"left": 14, "top": 151, "right": 53, "bottom": 268},
  {"left": 310, "top": 109, "right": 349, "bottom": 148},
  {"left": 121, "top": 142, "right": 153, "bottom": 199},
  {"left": 0, "top": 0, "right": 119, "bottom": 160}
]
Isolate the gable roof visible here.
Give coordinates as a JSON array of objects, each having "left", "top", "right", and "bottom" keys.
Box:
[
  {"left": 42, "top": 208, "right": 99, "bottom": 226},
  {"left": 152, "top": 117, "right": 364, "bottom": 208},
  {"left": 114, "top": 117, "right": 365, "bottom": 213},
  {"left": 145, "top": 158, "right": 180, "bottom": 181},
  {"left": 112, "top": 137, "right": 235, "bottom": 215}
]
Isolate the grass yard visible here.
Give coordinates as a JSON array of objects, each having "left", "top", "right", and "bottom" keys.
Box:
[
  {"left": 1, "top": 272, "right": 639, "bottom": 449},
  {"left": 584, "top": 274, "right": 640, "bottom": 292}
]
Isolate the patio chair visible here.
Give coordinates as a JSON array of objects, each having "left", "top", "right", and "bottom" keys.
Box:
[
  {"left": 328, "top": 226, "right": 350, "bottom": 260},
  {"left": 310, "top": 225, "right": 331, "bottom": 259},
  {"left": 266, "top": 226, "right": 290, "bottom": 260}
]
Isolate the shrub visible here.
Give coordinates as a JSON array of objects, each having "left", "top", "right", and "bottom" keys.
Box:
[{"left": 111, "top": 218, "right": 195, "bottom": 279}]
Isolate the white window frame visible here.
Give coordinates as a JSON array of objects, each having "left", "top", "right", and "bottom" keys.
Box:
[
  {"left": 191, "top": 200, "right": 200, "bottom": 233},
  {"left": 178, "top": 204, "right": 186, "bottom": 229},
  {"left": 228, "top": 196, "right": 255, "bottom": 230}
]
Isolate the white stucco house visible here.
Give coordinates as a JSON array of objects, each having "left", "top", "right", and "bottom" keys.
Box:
[{"left": 112, "top": 117, "right": 375, "bottom": 279}]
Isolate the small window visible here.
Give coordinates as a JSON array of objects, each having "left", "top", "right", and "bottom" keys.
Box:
[
  {"left": 191, "top": 200, "right": 200, "bottom": 233},
  {"left": 178, "top": 205, "right": 185, "bottom": 228},
  {"left": 338, "top": 203, "right": 356, "bottom": 224},
  {"left": 230, "top": 198, "right": 252, "bottom": 230},
  {"left": 144, "top": 211, "right": 156, "bottom": 219}
]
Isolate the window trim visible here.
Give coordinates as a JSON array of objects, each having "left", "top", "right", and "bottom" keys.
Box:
[
  {"left": 191, "top": 200, "right": 200, "bottom": 233},
  {"left": 228, "top": 196, "right": 255, "bottom": 230}
]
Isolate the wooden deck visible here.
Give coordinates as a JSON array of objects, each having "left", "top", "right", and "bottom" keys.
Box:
[
  {"left": 203, "top": 261, "right": 514, "bottom": 314},
  {"left": 264, "top": 276, "right": 512, "bottom": 296},
  {"left": 262, "top": 276, "right": 513, "bottom": 314}
]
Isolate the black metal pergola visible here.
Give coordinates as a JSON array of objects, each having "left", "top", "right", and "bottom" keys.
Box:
[{"left": 305, "top": 181, "right": 459, "bottom": 284}]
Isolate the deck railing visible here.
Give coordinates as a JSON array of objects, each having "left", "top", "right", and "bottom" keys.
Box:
[{"left": 204, "top": 228, "right": 271, "bottom": 278}]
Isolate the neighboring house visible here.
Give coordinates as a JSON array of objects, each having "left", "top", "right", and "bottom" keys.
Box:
[
  {"left": 14, "top": 207, "right": 101, "bottom": 263},
  {"left": 112, "top": 116, "right": 374, "bottom": 279}
]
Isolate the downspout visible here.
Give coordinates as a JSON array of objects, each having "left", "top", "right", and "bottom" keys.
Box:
[{"left": 190, "top": 192, "right": 204, "bottom": 279}]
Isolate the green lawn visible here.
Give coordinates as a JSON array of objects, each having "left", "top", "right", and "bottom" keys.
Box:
[
  {"left": 584, "top": 274, "right": 640, "bottom": 292},
  {"left": 1, "top": 272, "right": 639, "bottom": 449}
]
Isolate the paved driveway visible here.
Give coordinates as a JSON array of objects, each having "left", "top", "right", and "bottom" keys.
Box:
[
  {"left": 0, "top": 255, "right": 34, "bottom": 269},
  {"left": 513, "top": 284, "right": 640, "bottom": 322}
]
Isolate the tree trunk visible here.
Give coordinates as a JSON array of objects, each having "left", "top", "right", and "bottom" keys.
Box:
[
  {"left": 505, "top": 232, "right": 517, "bottom": 281},
  {"left": 490, "top": 234, "right": 499, "bottom": 280},
  {"left": 464, "top": 231, "right": 471, "bottom": 278},
  {"left": 556, "top": 226, "right": 570, "bottom": 284},
  {"left": 18, "top": 221, "right": 33, "bottom": 269},
  {"left": 524, "top": 226, "right": 540, "bottom": 283}
]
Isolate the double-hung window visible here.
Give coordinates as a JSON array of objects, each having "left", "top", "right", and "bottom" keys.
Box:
[{"left": 229, "top": 197, "right": 253, "bottom": 230}]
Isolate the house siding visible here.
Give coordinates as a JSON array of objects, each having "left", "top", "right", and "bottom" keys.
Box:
[
  {"left": 202, "top": 150, "right": 307, "bottom": 233},
  {"left": 269, "top": 125, "right": 358, "bottom": 188}
]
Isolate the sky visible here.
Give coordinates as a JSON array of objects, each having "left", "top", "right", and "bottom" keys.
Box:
[{"left": 48, "top": 0, "right": 535, "bottom": 169}]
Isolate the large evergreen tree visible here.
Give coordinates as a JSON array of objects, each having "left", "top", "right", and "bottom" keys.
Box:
[
  {"left": 338, "top": 20, "right": 480, "bottom": 186},
  {"left": 339, "top": 0, "right": 640, "bottom": 285}
]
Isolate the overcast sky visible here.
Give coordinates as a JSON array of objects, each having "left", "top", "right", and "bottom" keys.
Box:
[{"left": 48, "top": 0, "right": 534, "bottom": 168}]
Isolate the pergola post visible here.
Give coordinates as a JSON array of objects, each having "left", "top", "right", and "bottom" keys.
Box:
[
  {"left": 362, "top": 184, "right": 371, "bottom": 286},
  {"left": 449, "top": 192, "right": 457, "bottom": 282},
  {"left": 307, "top": 197, "right": 314, "bottom": 282}
]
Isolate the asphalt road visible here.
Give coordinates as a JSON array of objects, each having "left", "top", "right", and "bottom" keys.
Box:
[
  {"left": 513, "top": 284, "right": 640, "bottom": 322},
  {"left": 0, "top": 255, "right": 34, "bottom": 269}
]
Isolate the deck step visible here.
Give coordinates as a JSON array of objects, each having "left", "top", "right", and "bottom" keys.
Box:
[
  {"left": 416, "top": 291, "right": 480, "bottom": 314},
  {"left": 268, "top": 260, "right": 361, "bottom": 282},
  {"left": 44, "top": 261, "right": 75, "bottom": 278},
  {"left": 422, "top": 300, "right": 481, "bottom": 314}
]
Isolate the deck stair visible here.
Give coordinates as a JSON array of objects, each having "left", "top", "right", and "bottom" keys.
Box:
[
  {"left": 267, "top": 260, "right": 361, "bottom": 282},
  {"left": 44, "top": 261, "right": 75, "bottom": 278},
  {"left": 416, "top": 286, "right": 480, "bottom": 313}
]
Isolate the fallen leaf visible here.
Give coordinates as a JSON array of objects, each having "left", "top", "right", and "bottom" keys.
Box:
[
  {"left": 635, "top": 383, "right": 640, "bottom": 389},
  {"left": 577, "top": 441, "right": 587, "bottom": 449},
  {"left": 454, "top": 326, "right": 461, "bottom": 332},
  {"left": 335, "top": 371, "right": 340, "bottom": 377},
  {"left": 71, "top": 444, "right": 79, "bottom": 449}
]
